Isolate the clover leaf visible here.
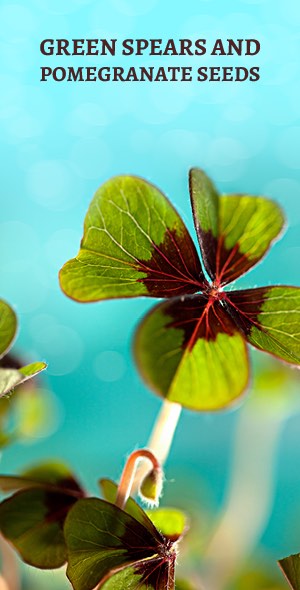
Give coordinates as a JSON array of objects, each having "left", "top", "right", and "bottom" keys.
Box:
[
  {"left": 279, "top": 554, "right": 300, "bottom": 589},
  {"left": 59, "top": 169, "right": 300, "bottom": 411},
  {"left": 65, "top": 478, "right": 186, "bottom": 590},
  {"left": 0, "top": 461, "right": 85, "bottom": 568},
  {"left": 0, "top": 299, "right": 46, "bottom": 398}
]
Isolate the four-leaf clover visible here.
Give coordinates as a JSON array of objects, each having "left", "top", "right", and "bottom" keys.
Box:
[{"left": 59, "top": 168, "right": 300, "bottom": 411}]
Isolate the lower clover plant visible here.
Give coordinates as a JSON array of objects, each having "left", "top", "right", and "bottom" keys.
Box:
[
  {"left": 0, "top": 167, "right": 299, "bottom": 589},
  {"left": 279, "top": 554, "right": 300, "bottom": 589},
  {"left": 0, "top": 450, "right": 188, "bottom": 590},
  {"left": 0, "top": 299, "right": 47, "bottom": 587}
]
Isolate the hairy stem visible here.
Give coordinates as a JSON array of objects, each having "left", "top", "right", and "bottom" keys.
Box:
[
  {"left": 116, "top": 449, "right": 161, "bottom": 510},
  {"left": 132, "top": 400, "right": 182, "bottom": 494}
]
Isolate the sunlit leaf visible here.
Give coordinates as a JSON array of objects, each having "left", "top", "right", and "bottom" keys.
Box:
[
  {"left": 234, "top": 566, "right": 287, "bottom": 590},
  {"left": 98, "top": 561, "right": 174, "bottom": 590},
  {"left": 100, "top": 479, "right": 187, "bottom": 542},
  {"left": 65, "top": 497, "right": 178, "bottom": 590},
  {"left": 0, "top": 431, "right": 14, "bottom": 448},
  {"left": 59, "top": 175, "right": 206, "bottom": 302},
  {"left": 278, "top": 554, "right": 300, "bottom": 589},
  {"left": 134, "top": 296, "right": 249, "bottom": 410},
  {"left": 176, "top": 580, "right": 198, "bottom": 590},
  {"left": 226, "top": 287, "right": 300, "bottom": 365},
  {"left": 59, "top": 169, "right": 299, "bottom": 412},
  {"left": 0, "top": 364, "right": 56, "bottom": 449},
  {"left": 0, "top": 462, "right": 84, "bottom": 569},
  {"left": 0, "top": 300, "right": 17, "bottom": 358},
  {"left": 13, "top": 386, "right": 59, "bottom": 439},
  {"left": 100, "top": 478, "right": 161, "bottom": 536},
  {"left": 145, "top": 508, "right": 187, "bottom": 541},
  {"left": 189, "top": 168, "right": 284, "bottom": 284},
  {"left": 0, "top": 362, "right": 47, "bottom": 399}
]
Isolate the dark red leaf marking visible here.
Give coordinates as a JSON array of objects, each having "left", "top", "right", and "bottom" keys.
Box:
[
  {"left": 44, "top": 492, "right": 79, "bottom": 526},
  {"left": 162, "top": 294, "right": 237, "bottom": 351},
  {"left": 136, "top": 229, "right": 207, "bottom": 297},
  {"left": 193, "top": 229, "right": 217, "bottom": 283},
  {"left": 92, "top": 501, "right": 176, "bottom": 589},
  {"left": 223, "top": 288, "right": 270, "bottom": 335},
  {"left": 134, "top": 545, "right": 175, "bottom": 590},
  {"left": 195, "top": 229, "right": 258, "bottom": 286},
  {"left": 43, "top": 476, "right": 85, "bottom": 525},
  {"left": 0, "top": 353, "right": 23, "bottom": 370}
]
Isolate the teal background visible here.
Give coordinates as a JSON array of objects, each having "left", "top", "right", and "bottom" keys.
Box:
[{"left": 0, "top": 0, "right": 300, "bottom": 579}]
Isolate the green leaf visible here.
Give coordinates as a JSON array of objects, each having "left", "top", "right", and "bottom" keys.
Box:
[
  {"left": 0, "top": 299, "right": 17, "bottom": 358},
  {"left": 176, "top": 580, "right": 198, "bottom": 590},
  {"left": 98, "top": 561, "right": 175, "bottom": 590},
  {"left": 100, "top": 479, "right": 159, "bottom": 536},
  {"left": 64, "top": 497, "right": 176, "bottom": 590},
  {"left": 146, "top": 508, "right": 187, "bottom": 541},
  {"left": 0, "top": 462, "right": 84, "bottom": 569},
  {"left": 12, "top": 386, "right": 58, "bottom": 439},
  {"left": 226, "top": 287, "right": 300, "bottom": 365},
  {"left": 278, "top": 553, "right": 300, "bottom": 589},
  {"left": 189, "top": 167, "right": 219, "bottom": 279},
  {"left": 100, "top": 479, "right": 187, "bottom": 543},
  {"left": 59, "top": 175, "right": 206, "bottom": 302},
  {"left": 189, "top": 168, "right": 284, "bottom": 284},
  {"left": 134, "top": 295, "right": 249, "bottom": 411},
  {"left": 0, "top": 361, "right": 47, "bottom": 399}
]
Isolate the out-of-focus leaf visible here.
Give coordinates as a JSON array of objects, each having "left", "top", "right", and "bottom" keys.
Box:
[
  {"left": 0, "top": 303, "right": 47, "bottom": 401},
  {"left": 65, "top": 497, "right": 178, "bottom": 590},
  {"left": 249, "top": 356, "right": 300, "bottom": 418},
  {"left": 279, "top": 553, "right": 300, "bottom": 589},
  {"left": 0, "top": 381, "right": 58, "bottom": 449},
  {"left": 13, "top": 387, "right": 59, "bottom": 438},
  {"left": 0, "top": 362, "right": 47, "bottom": 399},
  {"left": 0, "top": 300, "right": 17, "bottom": 358},
  {"left": 0, "top": 431, "right": 14, "bottom": 448},
  {"left": 233, "top": 566, "right": 287, "bottom": 590},
  {"left": 146, "top": 507, "right": 187, "bottom": 541},
  {"left": 0, "top": 462, "right": 84, "bottom": 569},
  {"left": 176, "top": 580, "right": 198, "bottom": 590}
]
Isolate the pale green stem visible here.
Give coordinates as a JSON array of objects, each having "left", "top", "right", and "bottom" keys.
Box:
[
  {"left": 132, "top": 400, "right": 182, "bottom": 494},
  {"left": 202, "top": 407, "right": 285, "bottom": 590}
]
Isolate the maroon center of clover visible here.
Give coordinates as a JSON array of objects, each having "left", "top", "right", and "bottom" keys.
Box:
[{"left": 204, "top": 281, "right": 226, "bottom": 302}]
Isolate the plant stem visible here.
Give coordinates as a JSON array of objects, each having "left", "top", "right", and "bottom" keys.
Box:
[
  {"left": 0, "top": 535, "right": 20, "bottom": 590},
  {"left": 202, "top": 406, "right": 284, "bottom": 590},
  {"left": 115, "top": 449, "right": 161, "bottom": 510},
  {"left": 132, "top": 400, "right": 182, "bottom": 494},
  {"left": 148, "top": 400, "right": 182, "bottom": 465}
]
